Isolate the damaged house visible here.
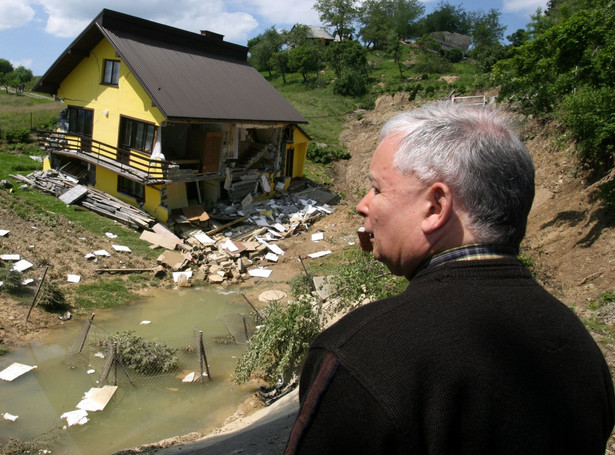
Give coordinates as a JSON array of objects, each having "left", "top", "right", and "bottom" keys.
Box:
[{"left": 34, "top": 9, "right": 309, "bottom": 225}]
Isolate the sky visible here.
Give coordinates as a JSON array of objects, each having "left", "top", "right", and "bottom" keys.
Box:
[{"left": 0, "top": 0, "right": 549, "bottom": 76}]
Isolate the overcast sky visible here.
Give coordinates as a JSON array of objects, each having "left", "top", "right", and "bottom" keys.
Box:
[{"left": 0, "top": 0, "right": 549, "bottom": 76}]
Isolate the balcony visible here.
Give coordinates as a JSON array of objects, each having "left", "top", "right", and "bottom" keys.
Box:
[{"left": 37, "top": 130, "right": 220, "bottom": 185}]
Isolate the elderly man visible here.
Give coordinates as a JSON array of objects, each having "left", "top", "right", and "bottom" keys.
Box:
[{"left": 285, "top": 102, "right": 614, "bottom": 454}]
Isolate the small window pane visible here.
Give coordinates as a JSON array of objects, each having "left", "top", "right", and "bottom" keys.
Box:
[{"left": 111, "top": 61, "right": 120, "bottom": 84}]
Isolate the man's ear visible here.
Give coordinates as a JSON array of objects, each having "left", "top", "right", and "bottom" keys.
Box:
[{"left": 422, "top": 182, "right": 453, "bottom": 234}]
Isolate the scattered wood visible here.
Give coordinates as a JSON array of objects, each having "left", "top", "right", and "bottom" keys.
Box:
[
  {"left": 95, "top": 268, "right": 156, "bottom": 274},
  {"left": 19, "top": 170, "right": 156, "bottom": 230}
]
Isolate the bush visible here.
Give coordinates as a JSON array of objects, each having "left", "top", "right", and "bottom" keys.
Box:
[
  {"left": 4, "top": 127, "right": 30, "bottom": 144},
  {"left": 98, "top": 330, "right": 178, "bottom": 375},
  {"left": 38, "top": 281, "right": 69, "bottom": 312},
  {"left": 234, "top": 298, "right": 321, "bottom": 385},
  {"left": 333, "top": 70, "right": 369, "bottom": 97},
  {"left": 0, "top": 265, "right": 23, "bottom": 294},
  {"left": 307, "top": 142, "right": 351, "bottom": 164},
  {"left": 560, "top": 86, "right": 615, "bottom": 174}
]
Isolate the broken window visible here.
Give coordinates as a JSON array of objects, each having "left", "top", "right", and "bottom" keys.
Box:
[{"left": 102, "top": 59, "right": 120, "bottom": 85}]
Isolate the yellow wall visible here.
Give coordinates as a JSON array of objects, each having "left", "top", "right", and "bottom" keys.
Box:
[
  {"left": 57, "top": 38, "right": 169, "bottom": 222},
  {"left": 57, "top": 39, "right": 164, "bottom": 148},
  {"left": 290, "top": 127, "right": 310, "bottom": 178}
]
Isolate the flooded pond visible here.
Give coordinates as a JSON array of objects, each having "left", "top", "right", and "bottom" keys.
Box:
[{"left": 0, "top": 287, "right": 261, "bottom": 454}]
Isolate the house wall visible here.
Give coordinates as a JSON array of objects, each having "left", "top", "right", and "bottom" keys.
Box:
[
  {"left": 56, "top": 38, "right": 169, "bottom": 222},
  {"left": 291, "top": 127, "right": 309, "bottom": 178}
]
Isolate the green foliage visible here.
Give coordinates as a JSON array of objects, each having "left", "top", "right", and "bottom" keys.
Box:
[
  {"left": 234, "top": 298, "right": 322, "bottom": 384},
  {"left": 413, "top": 54, "right": 452, "bottom": 74},
  {"left": 37, "top": 281, "right": 69, "bottom": 312},
  {"left": 596, "top": 180, "right": 615, "bottom": 210},
  {"left": 333, "top": 69, "right": 370, "bottom": 97},
  {"left": 330, "top": 249, "right": 407, "bottom": 312},
  {"left": 0, "top": 265, "right": 23, "bottom": 294},
  {"left": 289, "top": 274, "right": 315, "bottom": 298},
  {"left": 99, "top": 330, "right": 179, "bottom": 374},
  {"left": 4, "top": 127, "right": 30, "bottom": 143},
  {"left": 560, "top": 86, "right": 615, "bottom": 173},
  {"left": 307, "top": 141, "right": 351, "bottom": 164}
]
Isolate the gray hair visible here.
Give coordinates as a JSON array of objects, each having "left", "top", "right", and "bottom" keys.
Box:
[{"left": 381, "top": 101, "right": 535, "bottom": 251}]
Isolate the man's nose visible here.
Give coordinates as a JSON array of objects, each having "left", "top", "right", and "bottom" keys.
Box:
[{"left": 356, "top": 190, "right": 371, "bottom": 217}]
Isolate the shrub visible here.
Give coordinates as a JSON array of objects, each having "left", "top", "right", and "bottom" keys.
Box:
[
  {"left": 333, "top": 70, "right": 369, "bottom": 97},
  {"left": 37, "top": 281, "right": 69, "bottom": 312},
  {"left": 234, "top": 298, "right": 321, "bottom": 384},
  {"left": 98, "top": 330, "right": 179, "bottom": 375},
  {"left": 560, "top": 86, "right": 615, "bottom": 174},
  {"left": 307, "top": 142, "right": 351, "bottom": 164},
  {"left": 4, "top": 127, "right": 30, "bottom": 144},
  {"left": 0, "top": 265, "right": 23, "bottom": 294}
]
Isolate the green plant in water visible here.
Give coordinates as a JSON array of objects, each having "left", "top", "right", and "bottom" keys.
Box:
[
  {"left": 98, "top": 330, "right": 178, "bottom": 375},
  {"left": 234, "top": 297, "right": 322, "bottom": 385}
]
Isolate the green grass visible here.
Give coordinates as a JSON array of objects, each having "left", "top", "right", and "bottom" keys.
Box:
[
  {"left": 67, "top": 277, "right": 140, "bottom": 309},
  {"left": 0, "top": 92, "right": 63, "bottom": 138}
]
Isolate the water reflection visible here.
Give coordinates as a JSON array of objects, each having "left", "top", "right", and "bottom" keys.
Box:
[{"left": 0, "top": 287, "right": 259, "bottom": 454}]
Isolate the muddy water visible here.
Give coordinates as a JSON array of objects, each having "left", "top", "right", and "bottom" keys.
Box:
[{"left": 0, "top": 287, "right": 261, "bottom": 454}]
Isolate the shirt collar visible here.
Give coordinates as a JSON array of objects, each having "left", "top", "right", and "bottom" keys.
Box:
[{"left": 416, "top": 244, "right": 517, "bottom": 274}]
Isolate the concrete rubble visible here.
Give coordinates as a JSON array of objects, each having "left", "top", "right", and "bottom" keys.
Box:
[
  {"left": 148, "top": 190, "right": 337, "bottom": 286},
  {"left": 14, "top": 168, "right": 339, "bottom": 287}
]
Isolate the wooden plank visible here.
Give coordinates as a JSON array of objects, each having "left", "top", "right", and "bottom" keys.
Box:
[{"left": 140, "top": 230, "right": 180, "bottom": 250}]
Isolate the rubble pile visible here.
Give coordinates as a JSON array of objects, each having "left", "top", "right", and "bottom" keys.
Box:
[
  {"left": 14, "top": 168, "right": 338, "bottom": 286},
  {"left": 151, "top": 190, "right": 337, "bottom": 286}
]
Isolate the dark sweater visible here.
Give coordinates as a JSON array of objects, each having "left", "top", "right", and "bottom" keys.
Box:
[{"left": 285, "top": 258, "right": 615, "bottom": 454}]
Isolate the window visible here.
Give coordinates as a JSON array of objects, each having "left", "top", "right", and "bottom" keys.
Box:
[
  {"left": 67, "top": 106, "right": 93, "bottom": 137},
  {"left": 119, "top": 117, "right": 156, "bottom": 153},
  {"left": 118, "top": 176, "right": 144, "bottom": 201},
  {"left": 102, "top": 60, "right": 120, "bottom": 85}
]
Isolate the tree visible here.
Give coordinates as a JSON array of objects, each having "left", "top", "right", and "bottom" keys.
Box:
[
  {"left": 416, "top": 1, "right": 473, "bottom": 35},
  {"left": 0, "top": 58, "right": 14, "bottom": 93},
  {"left": 248, "top": 26, "right": 283, "bottom": 78},
  {"left": 468, "top": 9, "right": 507, "bottom": 72},
  {"left": 314, "top": 0, "right": 359, "bottom": 40},
  {"left": 288, "top": 43, "right": 323, "bottom": 82}
]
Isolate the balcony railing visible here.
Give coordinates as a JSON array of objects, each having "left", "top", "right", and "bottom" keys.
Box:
[{"left": 37, "top": 130, "right": 214, "bottom": 184}]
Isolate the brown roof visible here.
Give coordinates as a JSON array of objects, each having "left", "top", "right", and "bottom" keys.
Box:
[{"left": 34, "top": 9, "right": 307, "bottom": 124}]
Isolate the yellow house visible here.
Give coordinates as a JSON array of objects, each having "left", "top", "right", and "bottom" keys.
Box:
[{"left": 34, "top": 9, "right": 308, "bottom": 225}]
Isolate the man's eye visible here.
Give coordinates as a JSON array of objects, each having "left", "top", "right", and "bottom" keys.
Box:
[{"left": 372, "top": 187, "right": 380, "bottom": 194}]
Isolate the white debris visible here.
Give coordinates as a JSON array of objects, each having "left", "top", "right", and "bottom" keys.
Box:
[
  {"left": 67, "top": 275, "right": 81, "bottom": 283},
  {"left": 308, "top": 250, "right": 333, "bottom": 259},
  {"left": 182, "top": 372, "right": 196, "bottom": 383},
  {"left": 311, "top": 232, "right": 324, "bottom": 242},
  {"left": 61, "top": 409, "right": 89, "bottom": 427},
  {"left": 248, "top": 267, "right": 272, "bottom": 278},
  {"left": 0, "top": 229, "right": 10, "bottom": 237},
  {"left": 140, "top": 320, "right": 152, "bottom": 325},
  {"left": 76, "top": 385, "right": 118, "bottom": 412},
  {"left": 87, "top": 369, "right": 96, "bottom": 375},
  {"left": 172, "top": 271, "right": 193, "bottom": 283},
  {"left": 0, "top": 363, "right": 37, "bottom": 382},
  {"left": 1, "top": 254, "right": 20, "bottom": 261},
  {"left": 21, "top": 278, "right": 34, "bottom": 286},
  {"left": 111, "top": 244, "right": 131, "bottom": 252},
  {"left": 105, "top": 232, "right": 118, "bottom": 239},
  {"left": 265, "top": 253, "right": 279, "bottom": 262},
  {"left": 94, "top": 352, "right": 105, "bottom": 359},
  {"left": 93, "top": 250, "right": 111, "bottom": 257},
  {"left": 11, "top": 259, "right": 33, "bottom": 272},
  {"left": 2, "top": 413, "right": 18, "bottom": 422}
]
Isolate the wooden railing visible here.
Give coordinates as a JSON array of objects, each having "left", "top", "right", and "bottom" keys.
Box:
[{"left": 37, "top": 130, "right": 171, "bottom": 183}]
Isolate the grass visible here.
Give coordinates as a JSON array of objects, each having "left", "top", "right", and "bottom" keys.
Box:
[{"left": 0, "top": 92, "right": 63, "bottom": 138}]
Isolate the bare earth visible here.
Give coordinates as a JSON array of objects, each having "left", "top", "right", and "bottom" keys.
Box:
[{"left": 1, "top": 94, "right": 614, "bottom": 452}]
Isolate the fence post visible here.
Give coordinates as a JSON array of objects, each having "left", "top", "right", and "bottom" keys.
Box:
[{"left": 199, "top": 331, "right": 211, "bottom": 382}]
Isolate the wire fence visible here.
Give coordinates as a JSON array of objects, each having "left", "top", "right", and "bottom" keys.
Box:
[{"left": 63, "top": 312, "right": 257, "bottom": 387}]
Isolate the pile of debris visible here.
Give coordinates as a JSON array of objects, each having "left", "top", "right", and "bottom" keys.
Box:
[
  {"left": 143, "top": 189, "right": 337, "bottom": 286},
  {"left": 16, "top": 169, "right": 338, "bottom": 286},
  {"left": 11, "top": 170, "right": 156, "bottom": 229}
]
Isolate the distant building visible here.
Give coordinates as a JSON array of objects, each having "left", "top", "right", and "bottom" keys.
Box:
[
  {"left": 292, "top": 25, "right": 336, "bottom": 43},
  {"left": 430, "top": 31, "right": 472, "bottom": 54},
  {"left": 34, "top": 9, "right": 309, "bottom": 225}
]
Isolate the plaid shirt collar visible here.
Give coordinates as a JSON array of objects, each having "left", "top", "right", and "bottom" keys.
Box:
[{"left": 417, "top": 244, "right": 517, "bottom": 274}]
